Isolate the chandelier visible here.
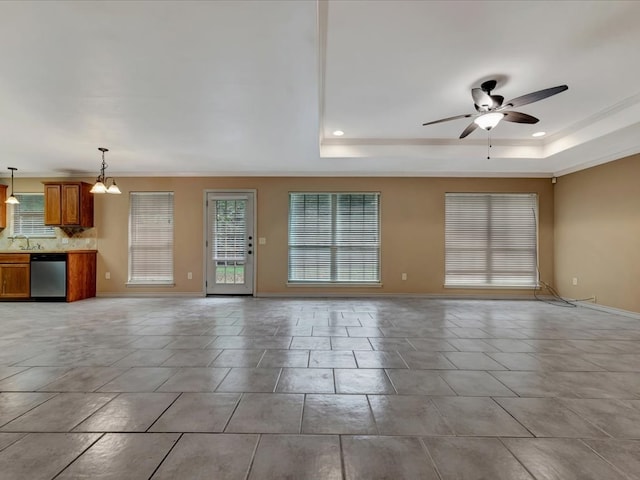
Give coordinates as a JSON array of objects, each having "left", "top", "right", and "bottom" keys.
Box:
[{"left": 90, "top": 147, "right": 121, "bottom": 194}]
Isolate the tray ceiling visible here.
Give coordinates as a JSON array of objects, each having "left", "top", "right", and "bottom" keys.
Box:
[{"left": 1, "top": 0, "right": 639, "bottom": 178}]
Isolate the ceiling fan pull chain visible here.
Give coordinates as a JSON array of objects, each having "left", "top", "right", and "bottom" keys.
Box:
[{"left": 487, "top": 132, "right": 492, "bottom": 160}]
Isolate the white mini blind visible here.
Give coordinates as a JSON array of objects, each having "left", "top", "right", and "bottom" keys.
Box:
[
  {"left": 11, "top": 194, "right": 56, "bottom": 237},
  {"left": 289, "top": 193, "right": 380, "bottom": 283},
  {"left": 445, "top": 193, "right": 538, "bottom": 287},
  {"left": 128, "top": 192, "right": 174, "bottom": 284}
]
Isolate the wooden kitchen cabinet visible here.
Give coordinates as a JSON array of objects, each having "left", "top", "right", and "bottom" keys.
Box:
[
  {"left": 0, "top": 253, "right": 30, "bottom": 299},
  {"left": 67, "top": 251, "right": 97, "bottom": 302},
  {"left": 0, "top": 184, "right": 6, "bottom": 229},
  {"left": 43, "top": 182, "right": 94, "bottom": 228}
]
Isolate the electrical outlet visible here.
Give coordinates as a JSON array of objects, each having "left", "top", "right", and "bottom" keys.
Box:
[
  {"left": 401, "top": 273, "right": 407, "bottom": 281},
  {"left": 187, "top": 272, "right": 193, "bottom": 280},
  {"left": 259, "top": 237, "right": 267, "bottom": 245},
  {"left": 105, "top": 272, "right": 111, "bottom": 280},
  {"left": 572, "top": 277, "right": 578, "bottom": 286},
  {"left": 62, "top": 238, "right": 69, "bottom": 244}
]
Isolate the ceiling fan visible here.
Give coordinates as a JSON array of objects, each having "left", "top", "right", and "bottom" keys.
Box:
[{"left": 422, "top": 80, "right": 568, "bottom": 138}]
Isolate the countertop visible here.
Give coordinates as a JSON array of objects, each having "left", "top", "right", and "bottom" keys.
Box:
[{"left": 0, "top": 250, "right": 97, "bottom": 254}]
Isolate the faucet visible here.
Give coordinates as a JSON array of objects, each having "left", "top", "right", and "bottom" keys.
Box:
[{"left": 13, "top": 234, "right": 30, "bottom": 250}]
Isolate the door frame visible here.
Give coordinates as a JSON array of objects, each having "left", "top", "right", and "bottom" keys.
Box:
[{"left": 202, "top": 189, "right": 257, "bottom": 296}]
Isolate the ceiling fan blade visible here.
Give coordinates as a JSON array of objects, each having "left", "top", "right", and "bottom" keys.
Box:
[
  {"left": 422, "top": 113, "right": 473, "bottom": 126},
  {"left": 502, "top": 111, "right": 539, "bottom": 124},
  {"left": 490, "top": 95, "right": 504, "bottom": 107},
  {"left": 459, "top": 121, "right": 479, "bottom": 139},
  {"left": 503, "top": 85, "right": 568, "bottom": 109},
  {"left": 472, "top": 88, "right": 494, "bottom": 110}
]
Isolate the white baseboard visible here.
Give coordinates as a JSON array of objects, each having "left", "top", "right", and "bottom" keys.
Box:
[
  {"left": 97, "top": 292, "right": 206, "bottom": 298},
  {"left": 575, "top": 300, "right": 640, "bottom": 319},
  {"left": 255, "top": 292, "right": 543, "bottom": 300}
]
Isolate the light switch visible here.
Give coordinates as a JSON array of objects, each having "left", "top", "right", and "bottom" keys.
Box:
[
  {"left": 105, "top": 272, "right": 111, "bottom": 280},
  {"left": 258, "top": 237, "right": 267, "bottom": 245}
]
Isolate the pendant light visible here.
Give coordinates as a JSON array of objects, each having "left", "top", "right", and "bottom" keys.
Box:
[
  {"left": 90, "top": 147, "right": 121, "bottom": 194},
  {"left": 5, "top": 167, "right": 19, "bottom": 204}
]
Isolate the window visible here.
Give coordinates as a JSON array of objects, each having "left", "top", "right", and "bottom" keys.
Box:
[
  {"left": 128, "top": 192, "right": 174, "bottom": 285},
  {"left": 445, "top": 193, "right": 538, "bottom": 288},
  {"left": 288, "top": 192, "right": 380, "bottom": 283},
  {"left": 11, "top": 194, "right": 56, "bottom": 237}
]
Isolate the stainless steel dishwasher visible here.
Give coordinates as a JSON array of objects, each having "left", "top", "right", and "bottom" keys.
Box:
[{"left": 30, "top": 253, "right": 67, "bottom": 301}]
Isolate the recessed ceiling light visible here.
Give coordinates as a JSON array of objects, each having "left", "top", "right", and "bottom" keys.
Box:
[
  {"left": 332, "top": 130, "right": 344, "bottom": 136},
  {"left": 532, "top": 131, "right": 546, "bottom": 137}
]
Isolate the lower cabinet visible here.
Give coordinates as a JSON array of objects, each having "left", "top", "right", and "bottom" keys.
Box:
[
  {"left": 0, "top": 251, "right": 97, "bottom": 302},
  {"left": 0, "top": 254, "right": 31, "bottom": 299},
  {"left": 67, "top": 251, "right": 97, "bottom": 302}
]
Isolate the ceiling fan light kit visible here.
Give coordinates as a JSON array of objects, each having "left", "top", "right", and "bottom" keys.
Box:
[
  {"left": 474, "top": 112, "right": 504, "bottom": 130},
  {"left": 422, "top": 80, "right": 568, "bottom": 139}
]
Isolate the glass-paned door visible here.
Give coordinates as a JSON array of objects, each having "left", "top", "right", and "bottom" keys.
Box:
[{"left": 206, "top": 192, "right": 254, "bottom": 295}]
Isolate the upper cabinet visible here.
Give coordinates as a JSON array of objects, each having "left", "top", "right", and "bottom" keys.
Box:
[
  {"left": 43, "top": 182, "right": 94, "bottom": 228},
  {"left": 0, "top": 184, "right": 6, "bottom": 228}
]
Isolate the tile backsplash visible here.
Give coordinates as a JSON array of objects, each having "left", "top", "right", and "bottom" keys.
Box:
[{"left": 0, "top": 227, "right": 97, "bottom": 251}]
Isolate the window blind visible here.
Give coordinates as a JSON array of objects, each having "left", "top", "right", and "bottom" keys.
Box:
[
  {"left": 288, "top": 193, "right": 380, "bottom": 283},
  {"left": 128, "top": 192, "right": 174, "bottom": 284},
  {"left": 445, "top": 193, "right": 538, "bottom": 287},
  {"left": 11, "top": 194, "right": 56, "bottom": 237}
]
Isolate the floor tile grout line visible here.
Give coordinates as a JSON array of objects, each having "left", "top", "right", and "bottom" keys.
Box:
[
  {"left": 485, "top": 370, "right": 522, "bottom": 397},
  {"left": 497, "top": 436, "right": 541, "bottom": 480},
  {"left": 337, "top": 434, "right": 348, "bottom": 480},
  {"left": 146, "top": 432, "right": 184, "bottom": 480},
  {"left": 243, "top": 433, "right": 262, "bottom": 480},
  {"left": 272, "top": 367, "right": 284, "bottom": 393},
  {"left": 0, "top": 391, "right": 60, "bottom": 430},
  {"left": 428, "top": 397, "right": 456, "bottom": 436},
  {"left": 151, "top": 367, "right": 182, "bottom": 393},
  {"left": 221, "top": 392, "right": 245, "bottom": 433},
  {"left": 436, "top": 371, "right": 460, "bottom": 396},
  {"left": 50, "top": 432, "right": 106, "bottom": 480},
  {"left": 558, "top": 398, "right": 617, "bottom": 438},
  {"left": 211, "top": 366, "right": 234, "bottom": 391},
  {"left": 365, "top": 394, "right": 381, "bottom": 436},
  {"left": 299, "top": 393, "right": 307, "bottom": 434},
  {"left": 256, "top": 350, "right": 268, "bottom": 368},
  {"left": 418, "top": 436, "right": 444, "bottom": 480},
  {"left": 65, "top": 392, "right": 122, "bottom": 432},
  {"left": 489, "top": 395, "right": 536, "bottom": 438},
  {"left": 578, "top": 437, "right": 635, "bottom": 479},
  {"left": 145, "top": 392, "right": 184, "bottom": 433}
]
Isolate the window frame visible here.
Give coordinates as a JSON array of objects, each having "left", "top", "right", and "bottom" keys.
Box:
[
  {"left": 10, "top": 193, "right": 56, "bottom": 238},
  {"left": 288, "top": 192, "right": 381, "bottom": 285},
  {"left": 127, "top": 191, "right": 175, "bottom": 286},
  {"left": 444, "top": 192, "right": 539, "bottom": 289}
]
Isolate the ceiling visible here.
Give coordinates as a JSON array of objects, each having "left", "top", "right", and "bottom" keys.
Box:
[{"left": 1, "top": 0, "right": 639, "bottom": 179}]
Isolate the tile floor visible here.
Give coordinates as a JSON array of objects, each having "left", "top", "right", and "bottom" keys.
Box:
[{"left": 1, "top": 297, "right": 640, "bottom": 479}]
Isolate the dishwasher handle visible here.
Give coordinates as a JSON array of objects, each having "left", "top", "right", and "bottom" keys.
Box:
[{"left": 31, "top": 253, "right": 67, "bottom": 262}]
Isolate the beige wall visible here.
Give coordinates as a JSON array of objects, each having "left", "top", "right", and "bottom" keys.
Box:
[
  {"left": 554, "top": 154, "right": 640, "bottom": 313},
  {"left": 0, "top": 175, "right": 554, "bottom": 297},
  {"left": 89, "top": 176, "right": 554, "bottom": 297}
]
